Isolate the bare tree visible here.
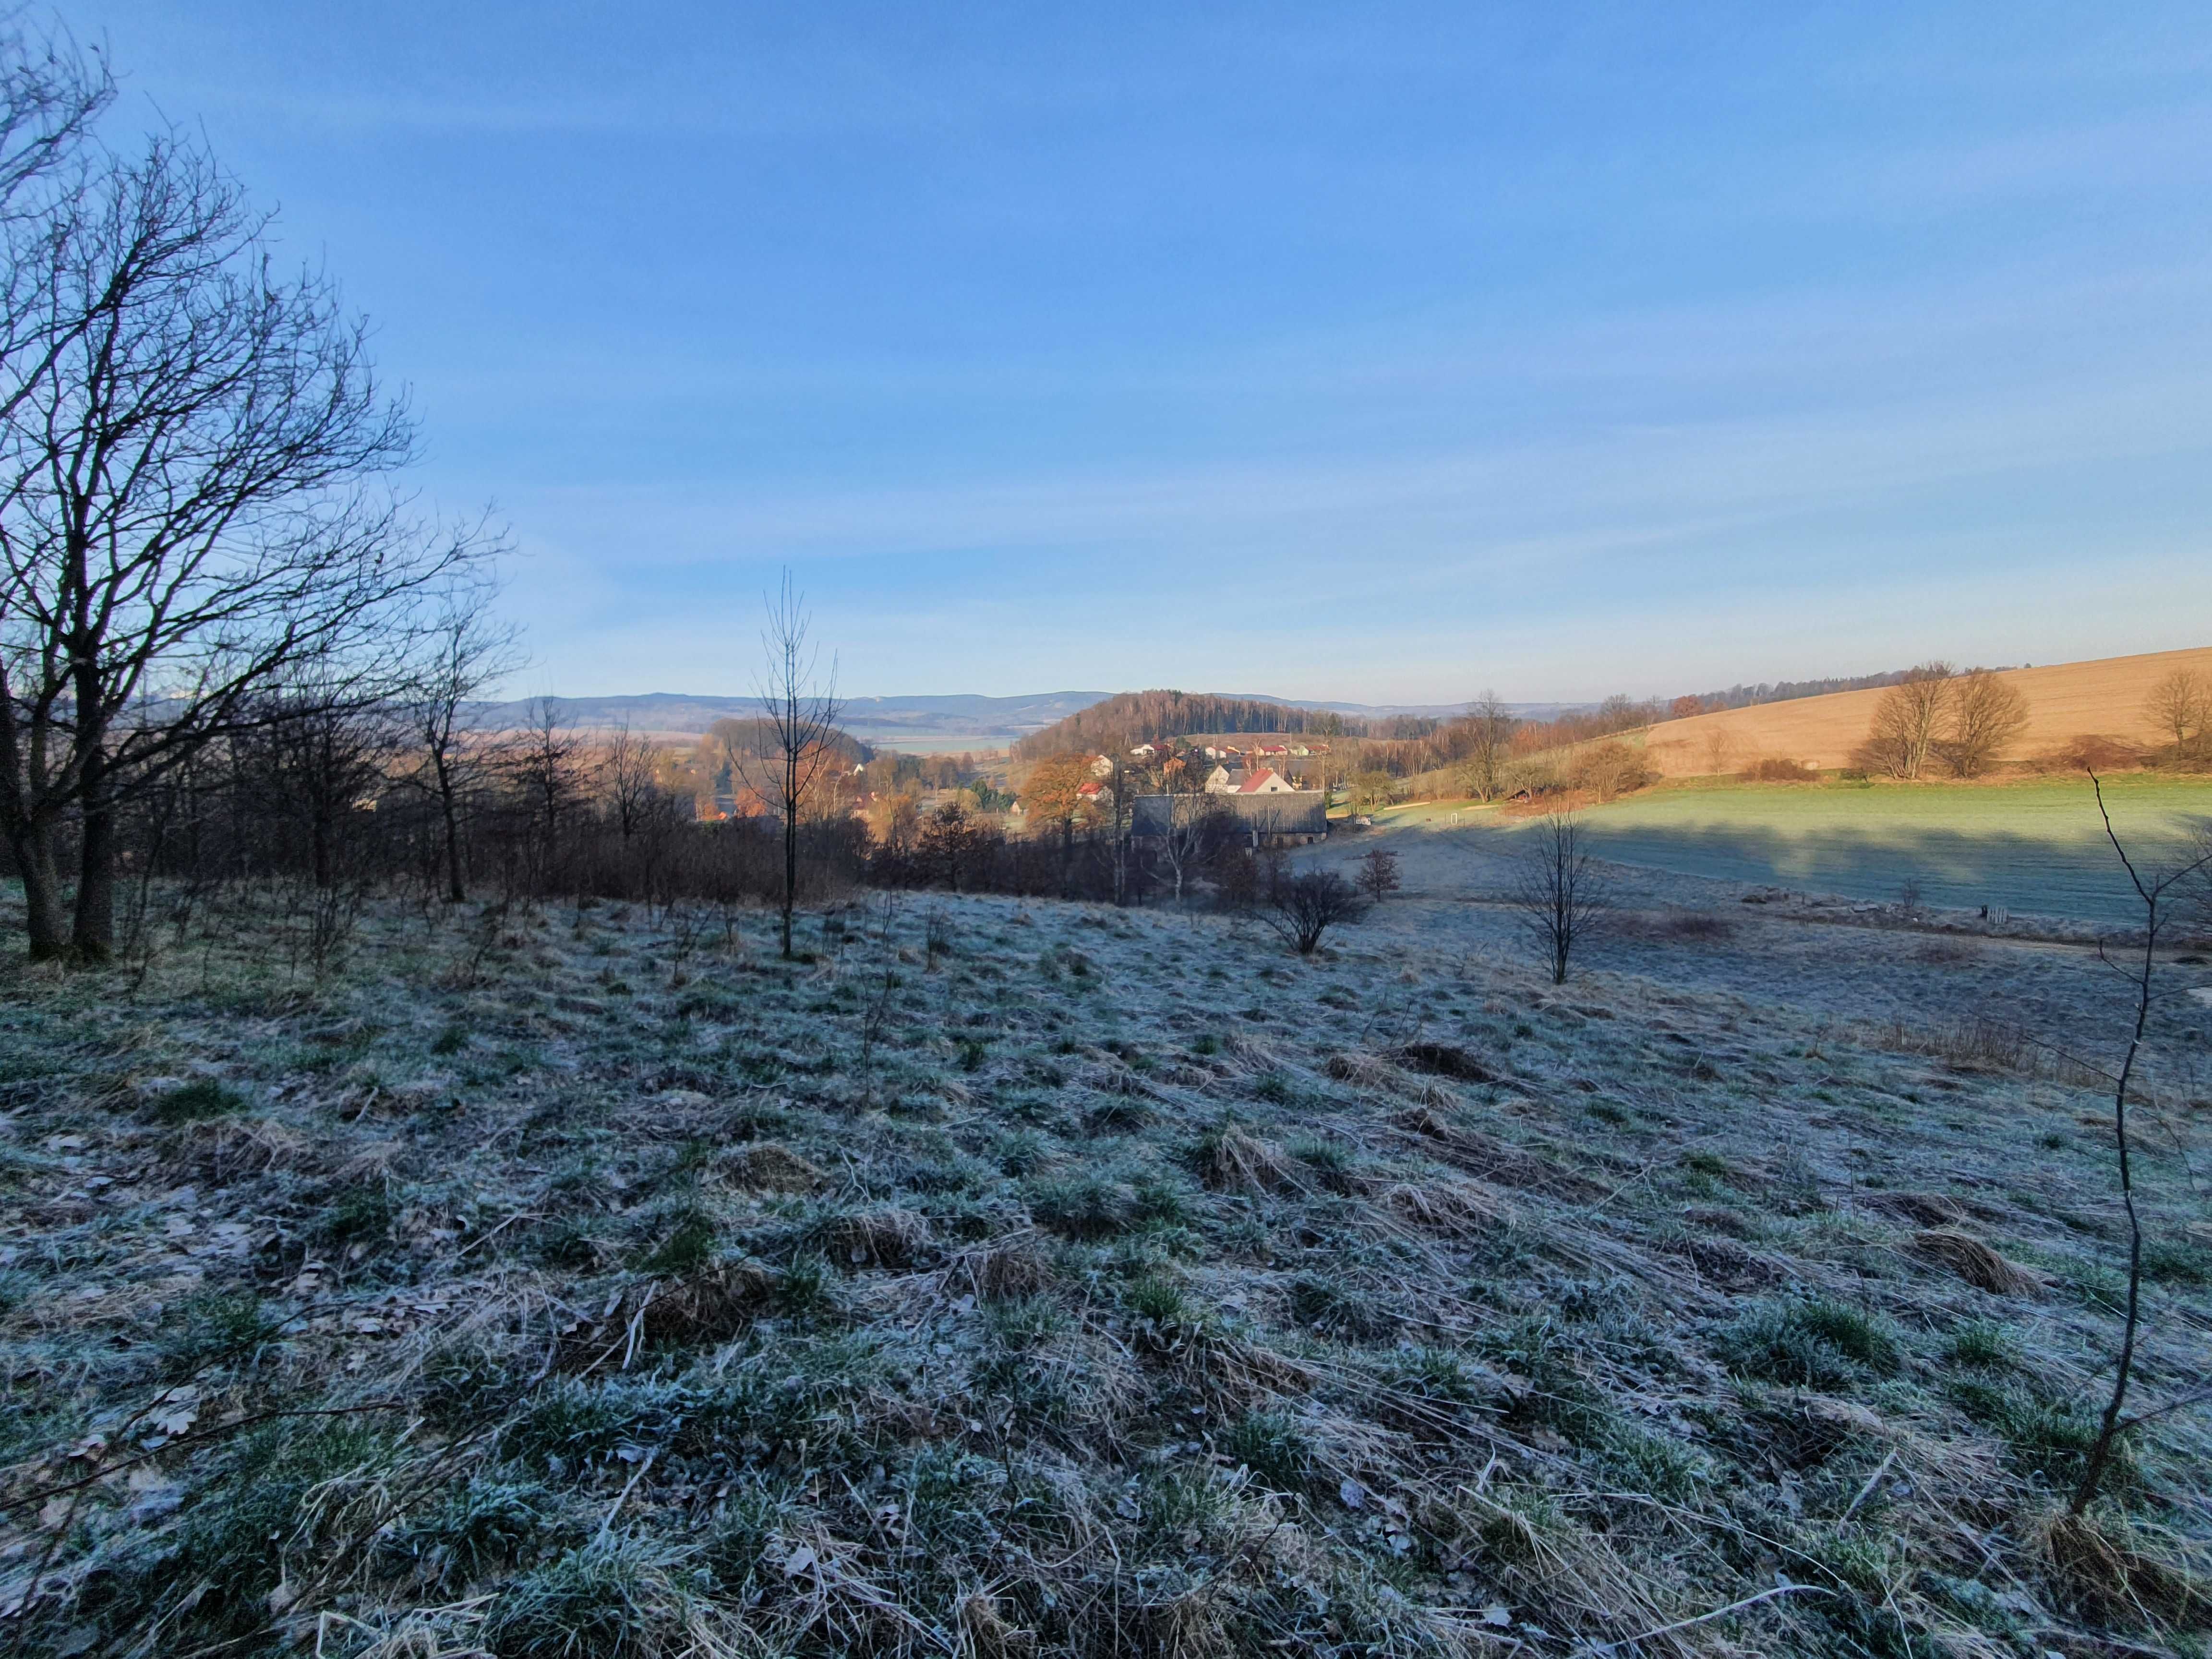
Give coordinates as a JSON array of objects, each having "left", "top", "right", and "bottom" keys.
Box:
[
  {"left": 1459, "top": 689, "right": 1516, "bottom": 802},
  {"left": 1355, "top": 844, "right": 1402, "bottom": 903},
  {"left": 253, "top": 678, "right": 399, "bottom": 891},
  {"left": 2143, "top": 666, "right": 2210, "bottom": 753},
  {"left": 2070, "top": 777, "right": 2212, "bottom": 1514},
  {"left": 1265, "top": 869, "right": 1364, "bottom": 956},
  {"left": 507, "top": 698, "right": 583, "bottom": 886},
  {"left": 1861, "top": 661, "right": 1955, "bottom": 780},
  {"left": 751, "top": 571, "right": 842, "bottom": 958},
  {"left": 1153, "top": 745, "right": 1218, "bottom": 904},
  {"left": 600, "top": 718, "right": 660, "bottom": 844},
  {"left": 1512, "top": 812, "right": 1606, "bottom": 983},
  {"left": 1942, "top": 669, "right": 2029, "bottom": 778},
  {"left": 0, "top": 72, "right": 475, "bottom": 959},
  {"left": 404, "top": 579, "right": 523, "bottom": 903}
]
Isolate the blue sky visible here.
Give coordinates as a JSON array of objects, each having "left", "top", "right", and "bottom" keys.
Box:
[{"left": 56, "top": 3, "right": 2212, "bottom": 702}]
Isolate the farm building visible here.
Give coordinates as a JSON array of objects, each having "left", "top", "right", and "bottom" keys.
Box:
[{"left": 1131, "top": 790, "right": 1327, "bottom": 844}]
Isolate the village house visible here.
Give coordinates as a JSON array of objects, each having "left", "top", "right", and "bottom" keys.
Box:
[{"left": 1204, "top": 764, "right": 1298, "bottom": 796}]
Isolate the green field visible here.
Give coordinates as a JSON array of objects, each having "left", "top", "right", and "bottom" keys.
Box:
[{"left": 1416, "top": 776, "right": 2212, "bottom": 923}]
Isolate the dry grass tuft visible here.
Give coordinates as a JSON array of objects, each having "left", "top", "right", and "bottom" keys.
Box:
[
  {"left": 2038, "top": 1508, "right": 2210, "bottom": 1630},
  {"left": 1393, "top": 1040, "right": 1499, "bottom": 1083},
  {"left": 958, "top": 1591, "right": 1040, "bottom": 1658},
  {"left": 640, "top": 1261, "right": 776, "bottom": 1345},
  {"left": 817, "top": 1205, "right": 933, "bottom": 1269},
  {"left": 946, "top": 1230, "right": 1056, "bottom": 1302},
  {"left": 1198, "top": 1125, "right": 1298, "bottom": 1194},
  {"left": 1393, "top": 1107, "right": 1601, "bottom": 1197},
  {"left": 1863, "top": 1190, "right": 1973, "bottom": 1226},
  {"left": 716, "top": 1142, "right": 824, "bottom": 1192},
  {"left": 1912, "top": 1227, "right": 2048, "bottom": 1296},
  {"left": 1376, "top": 1177, "right": 1513, "bottom": 1238},
  {"left": 1326, "top": 1048, "right": 1461, "bottom": 1110}
]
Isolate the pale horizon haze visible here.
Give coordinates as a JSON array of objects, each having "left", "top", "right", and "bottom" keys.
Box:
[{"left": 52, "top": 3, "right": 2212, "bottom": 703}]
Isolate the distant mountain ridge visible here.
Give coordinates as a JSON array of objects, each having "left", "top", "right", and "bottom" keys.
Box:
[
  {"left": 467, "top": 690, "right": 1582, "bottom": 744},
  {"left": 464, "top": 691, "right": 1116, "bottom": 742}
]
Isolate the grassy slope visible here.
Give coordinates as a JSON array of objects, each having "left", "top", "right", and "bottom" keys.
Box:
[
  {"left": 1369, "top": 776, "right": 2212, "bottom": 924},
  {"left": 1643, "top": 645, "right": 2212, "bottom": 776},
  {"left": 1, "top": 889, "right": 2208, "bottom": 1656},
  {"left": 1564, "top": 775, "right": 2209, "bottom": 924}
]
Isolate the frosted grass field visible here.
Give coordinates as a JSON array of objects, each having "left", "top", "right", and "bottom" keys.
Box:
[{"left": 1420, "top": 777, "right": 2212, "bottom": 924}]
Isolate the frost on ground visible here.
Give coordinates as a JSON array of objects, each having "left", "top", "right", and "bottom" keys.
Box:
[{"left": 0, "top": 875, "right": 2208, "bottom": 1657}]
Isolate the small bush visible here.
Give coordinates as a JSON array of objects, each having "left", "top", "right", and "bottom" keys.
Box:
[{"left": 1739, "top": 757, "right": 1821, "bottom": 783}]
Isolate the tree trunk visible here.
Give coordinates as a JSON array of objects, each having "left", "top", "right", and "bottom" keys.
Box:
[
  {"left": 11, "top": 821, "right": 70, "bottom": 959},
  {"left": 312, "top": 796, "right": 335, "bottom": 890},
  {"left": 437, "top": 769, "right": 466, "bottom": 903},
  {"left": 781, "top": 783, "right": 797, "bottom": 959},
  {"left": 72, "top": 752, "right": 115, "bottom": 962}
]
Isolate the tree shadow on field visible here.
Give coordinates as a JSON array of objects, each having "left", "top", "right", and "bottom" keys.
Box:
[{"left": 1562, "top": 819, "right": 2198, "bottom": 926}]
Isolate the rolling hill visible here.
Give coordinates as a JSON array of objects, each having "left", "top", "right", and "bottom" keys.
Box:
[{"left": 1642, "top": 644, "right": 2212, "bottom": 776}]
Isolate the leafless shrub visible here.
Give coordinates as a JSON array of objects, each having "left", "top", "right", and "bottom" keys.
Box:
[
  {"left": 1941, "top": 670, "right": 2030, "bottom": 777},
  {"left": 1354, "top": 845, "right": 1401, "bottom": 903},
  {"left": 1614, "top": 908, "right": 1736, "bottom": 942},
  {"left": 1869, "top": 1012, "right": 2104, "bottom": 1085},
  {"left": 2143, "top": 667, "right": 2212, "bottom": 754},
  {"left": 2068, "top": 775, "right": 2212, "bottom": 1515},
  {"left": 1739, "top": 757, "right": 1822, "bottom": 782},
  {"left": 1511, "top": 812, "right": 1606, "bottom": 983},
  {"left": 1859, "top": 662, "right": 1956, "bottom": 779},
  {"left": 1262, "top": 870, "right": 1365, "bottom": 956}
]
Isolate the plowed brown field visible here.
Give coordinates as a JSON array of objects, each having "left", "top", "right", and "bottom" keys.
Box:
[{"left": 1643, "top": 644, "right": 2212, "bottom": 776}]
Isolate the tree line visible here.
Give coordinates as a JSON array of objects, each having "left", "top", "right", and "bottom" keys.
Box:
[{"left": 1010, "top": 690, "right": 1435, "bottom": 762}]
